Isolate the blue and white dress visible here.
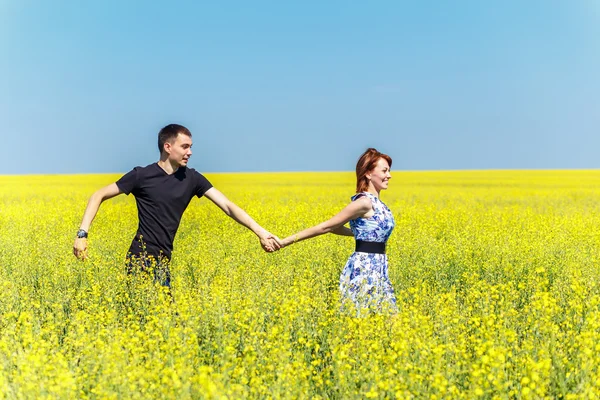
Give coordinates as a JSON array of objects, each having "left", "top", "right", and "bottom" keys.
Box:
[{"left": 339, "top": 192, "right": 397, "bottom": 315}]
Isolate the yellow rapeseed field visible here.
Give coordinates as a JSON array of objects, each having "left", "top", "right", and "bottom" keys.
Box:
[{"left": 1, "top": 170, "right": 600, "bottom": 399}]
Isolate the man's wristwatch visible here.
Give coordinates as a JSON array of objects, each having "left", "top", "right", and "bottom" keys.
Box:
[{"left": 76, "top": 229, "right": 88, "bottom": 239}]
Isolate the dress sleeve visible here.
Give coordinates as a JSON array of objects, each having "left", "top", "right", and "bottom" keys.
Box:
[
  {"left": 115, "top": 167, "right": 139, "bottom": 195},
  {"left": 351, "top": 193, "right": 367, "bottom": 201},
  {"left": 195, "top": 172, "right": 213, "bottom": 198}
]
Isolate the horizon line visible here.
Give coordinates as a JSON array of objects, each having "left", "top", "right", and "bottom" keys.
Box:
[{"left": 1, "top": 167, "right": 600, "bottom": 177}]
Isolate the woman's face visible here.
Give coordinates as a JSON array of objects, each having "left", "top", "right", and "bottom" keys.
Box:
[{"left": 368, "top": 158, "right": 392, "bottom": 191}]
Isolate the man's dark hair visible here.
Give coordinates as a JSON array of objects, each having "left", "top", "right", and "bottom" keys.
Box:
[{"left": 158, "top": 124, "right": 192, "bottom": 153}]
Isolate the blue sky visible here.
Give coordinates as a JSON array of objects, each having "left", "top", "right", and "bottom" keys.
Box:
[{"left": 2, "top": 1, "right": 599, "bottom": 174}]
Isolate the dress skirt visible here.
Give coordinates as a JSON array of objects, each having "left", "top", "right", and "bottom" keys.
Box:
[{"left": 339, "top": 251, "right": 398, "bottom": 315}]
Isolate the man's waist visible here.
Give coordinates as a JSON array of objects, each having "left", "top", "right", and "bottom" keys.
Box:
[{"left": 129, "top": 236, "right": 172, "bottom": 259}]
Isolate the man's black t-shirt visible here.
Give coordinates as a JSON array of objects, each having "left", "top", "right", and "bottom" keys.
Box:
[{"left": 116, "top": 163, "right": 212, "bottom": 260}]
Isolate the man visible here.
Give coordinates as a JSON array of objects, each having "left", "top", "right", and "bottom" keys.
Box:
[{"left": 73, "top": 124, "right": 280, "bottom": 286}]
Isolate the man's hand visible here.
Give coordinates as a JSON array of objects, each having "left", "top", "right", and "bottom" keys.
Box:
[
  {"left": 259, "top": 232, "right": 282, "bottom": 252},
  {"left": 73, "top": 238, "right": 88, "bottom": 260}
]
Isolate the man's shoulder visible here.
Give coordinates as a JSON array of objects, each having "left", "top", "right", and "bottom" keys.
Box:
[
  {"left": 184, "top": 166, "right": 206, "bottom": 178},
  {"left": 184, "top": 167, "right": 212, "bottom": 189},
  {"left": 116, "top": 164, "right": 157, "bottom": 192},
  {"left": 122, "top": 163, "right": 156, "bottom": 172},
  {"left": 128, "top": 163, "right": 160, "bottom": 175},
  {"left": 140, "top": 162, "right": 159, "bottom": 171}
]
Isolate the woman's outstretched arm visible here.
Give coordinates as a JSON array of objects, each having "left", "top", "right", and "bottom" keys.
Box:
[
  {"left": 281, "top": 196, "right": 372, "bottom": 247},
  {"left": 331, "top": 226, "right": 353, "bottom": 236}
]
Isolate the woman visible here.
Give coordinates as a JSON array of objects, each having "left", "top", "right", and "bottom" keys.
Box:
[{"left": 281, "top": 148, "right": 397, "bottom": 315}]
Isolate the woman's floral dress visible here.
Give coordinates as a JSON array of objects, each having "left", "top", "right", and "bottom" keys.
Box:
[{"left": 339, "top": 192, "right": 397, "bottom": 315}]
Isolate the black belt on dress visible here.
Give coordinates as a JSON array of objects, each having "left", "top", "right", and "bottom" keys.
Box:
[{"left": 355, "top": 240, "right": 386, "bottom": 254}]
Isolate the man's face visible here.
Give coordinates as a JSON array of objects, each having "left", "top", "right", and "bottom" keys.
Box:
[{"left": 165, "top": 133, "right": 193, "bottom": 167}]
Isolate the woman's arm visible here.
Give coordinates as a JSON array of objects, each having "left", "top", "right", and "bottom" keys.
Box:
[
  {"left": 331, "top": 225, "right": 354, "bottom": 236},
  {"left": 281, "top": 197, "right": 372, "bottom": 247}
]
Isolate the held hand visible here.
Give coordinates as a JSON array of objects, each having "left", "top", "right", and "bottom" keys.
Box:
[
  {"left": 73, "top": 237, "right": 88, "bottom": 260},
  {"left": 259, "top": 231, "right": 282, "bottom": 252},
  {"left": 270, "top": 235, "right": 283, "bottom": 250}
]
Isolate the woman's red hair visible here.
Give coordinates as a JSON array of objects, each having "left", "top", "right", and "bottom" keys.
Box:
[{"left": 355, "top": 148, "right": 392, "bottom": 193}]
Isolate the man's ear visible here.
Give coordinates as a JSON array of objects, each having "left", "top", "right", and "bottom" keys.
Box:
[{"left": 163, "top": 141, "right": 172, "bottom": 155}]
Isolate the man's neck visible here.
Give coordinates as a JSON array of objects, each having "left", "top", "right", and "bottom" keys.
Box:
[{"left": 157, "top": 159, "right": 180, "bottom": 175}]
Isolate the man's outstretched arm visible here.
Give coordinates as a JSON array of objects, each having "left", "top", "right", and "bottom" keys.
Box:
[
  {"left": 203, "top": 187, "right": 281, "bottom": 252},
  {"left": 73, "top": 183, "right": 123, "bottom": 260}
]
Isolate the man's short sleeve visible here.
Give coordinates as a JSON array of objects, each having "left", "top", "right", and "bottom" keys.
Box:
[
  {"left": 195, "top": 172, "right": 213, "bottom": 198},
  {"left": 116, "top": 167, "right": 139, "bottom": 195}
]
